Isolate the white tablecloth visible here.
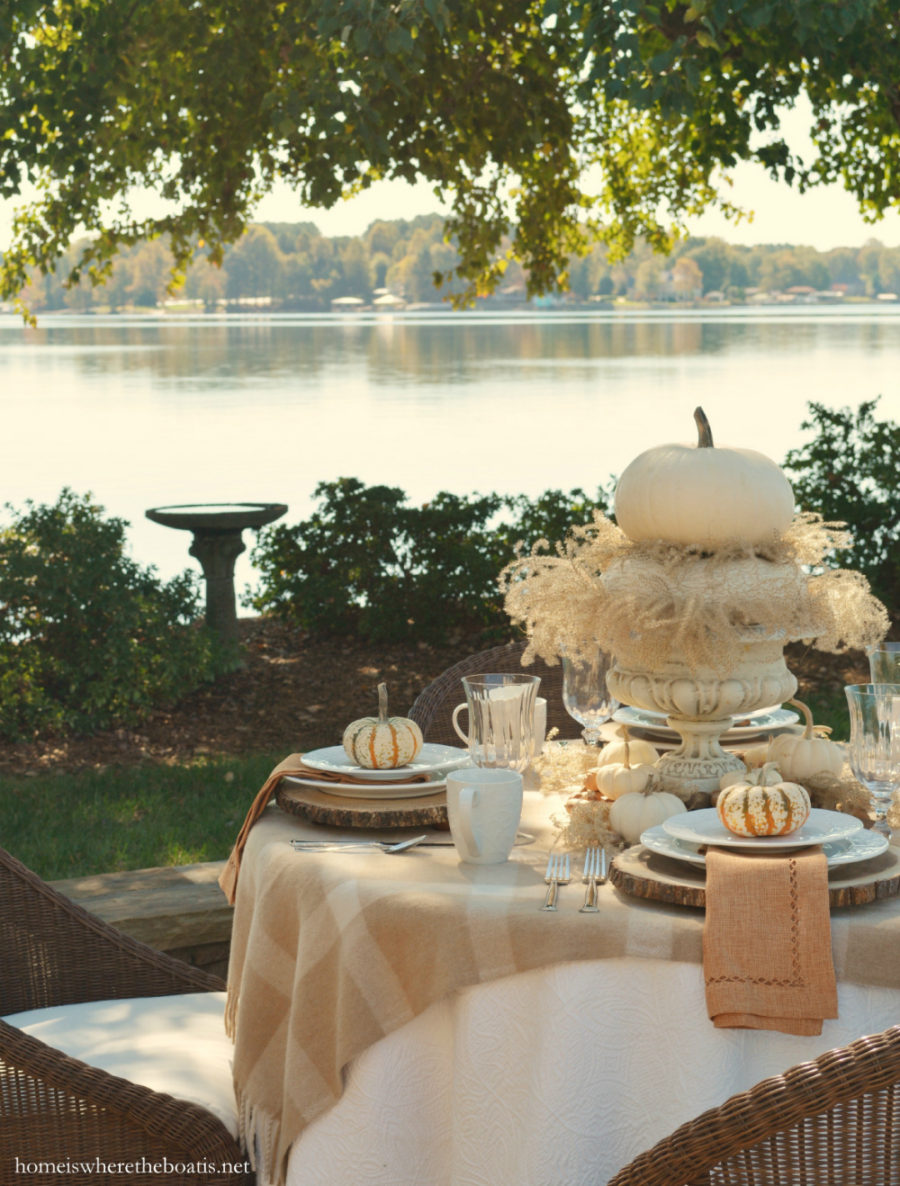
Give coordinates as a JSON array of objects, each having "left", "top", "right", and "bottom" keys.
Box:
[{"left": 286, "top": 957, "right": 900, "bottom": 1186}]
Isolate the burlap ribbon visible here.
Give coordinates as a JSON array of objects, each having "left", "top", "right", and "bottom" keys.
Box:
[
  {"left": 703, "top": 846, "right": 838, "bottom": 1035},
  {"left": 218, "top": 753, "right": 429, "bottom": 904}
]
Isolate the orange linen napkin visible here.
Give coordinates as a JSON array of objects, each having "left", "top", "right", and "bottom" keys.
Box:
[
  {"left": 703, "top": 846, "right": 838, "bottom": 1035},
  {"left": 217, "top": 752, "right": 430, "bottom": 904}
]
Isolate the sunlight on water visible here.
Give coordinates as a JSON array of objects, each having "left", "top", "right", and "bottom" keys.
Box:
[{"left": 2, "top": 308, "right": 899, "bottom": 592}]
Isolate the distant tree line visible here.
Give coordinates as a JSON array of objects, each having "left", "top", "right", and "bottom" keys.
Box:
[{"left": 15, "top": 218, "right": 900, "bottom": 313}]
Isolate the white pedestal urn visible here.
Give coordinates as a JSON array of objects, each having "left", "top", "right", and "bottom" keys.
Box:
[
  {"left": 607, "top": 640, "right": 798, "bottom": 804},
  {"left": 502, "top": 408, "right": 889, "bottom": 813},
  {"left": 604, "top": 406, "right": 802, "bottom": 806}
]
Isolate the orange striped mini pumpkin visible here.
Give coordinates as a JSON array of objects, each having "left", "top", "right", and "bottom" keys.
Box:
[
  {"left": 716, "top": 777, "right": 811, "bottom": 838},
  {"left": 342, "top": 682, "right": 424, "bottom": 769}
]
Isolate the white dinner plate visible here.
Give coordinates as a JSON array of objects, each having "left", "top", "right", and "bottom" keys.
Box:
[
  {"left": 662, "top": 807, "right": 864, "bottom": 850},
  {"left": 612, "top": 705, "right": 799, "bottom": 741},
  {"left": 284, "top": 774, "right": 447, "bottom": 801},
  {"left": 301, "top": 743, "right": 471, "bottom": 782},
  {"left": 640, "top": 823, "right": 889, "bottom": 869}
]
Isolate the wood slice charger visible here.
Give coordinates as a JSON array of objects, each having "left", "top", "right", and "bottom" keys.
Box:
[
  {"left": 611, "top": 842, "right": 900, "bottom": 910},
  {"left": 276, "top": 780, "right": 449, "bottom": 830}
]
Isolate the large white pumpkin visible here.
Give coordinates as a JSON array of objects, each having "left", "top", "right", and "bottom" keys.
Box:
[{"left": 613, "top": 407, "right": 794, "bottom": 547}]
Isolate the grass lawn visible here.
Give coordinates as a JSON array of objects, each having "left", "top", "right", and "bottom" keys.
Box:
[{"left": 0, "top": 753, "right": 282, "bottom": 881}]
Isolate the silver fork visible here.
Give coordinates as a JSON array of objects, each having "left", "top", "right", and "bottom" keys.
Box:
[
  {"left": 579, "top": 846, "right": 601, "bottom": 913},
  {"left": 540, "top": 852, "right": 571, "bottom": 912}
]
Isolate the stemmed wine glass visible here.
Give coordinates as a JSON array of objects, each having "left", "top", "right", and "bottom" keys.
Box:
[
  {"left": 561, "top": 647, "right": 619, "bottom": 746},
  {"left": 845, "top": 683, "right": 900, "bottom": 840},
  {"left": 869, "top": 643, "right": 900, "bottom": 684}
]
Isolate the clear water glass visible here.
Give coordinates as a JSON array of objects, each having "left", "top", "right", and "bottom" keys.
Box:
[
  {"left": 869, "top": 643, "right": 900, "bottom": 684},
  {"left": 453, "top": 673, "right": 541, "bottom": 772},
  {"left": 844, "top": 682, "right": 900, "bottom": 840},
  {"left": 561, "top": 649, "right": 619, "bottom": 746}
]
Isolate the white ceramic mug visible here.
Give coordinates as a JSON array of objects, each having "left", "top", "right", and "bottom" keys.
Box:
[
  {"left": 445, "top": 767, "right": 524, "bottom": 864},
  {"left": 450, "top": 674, "right": 541, "bottom": 770}
]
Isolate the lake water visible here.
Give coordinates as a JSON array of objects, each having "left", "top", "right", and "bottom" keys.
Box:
[{"left": 3, "top": 306, "right": 900, "bottom": 594}]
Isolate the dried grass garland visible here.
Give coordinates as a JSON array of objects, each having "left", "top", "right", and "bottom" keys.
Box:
[{"left": 501, "top": 510, "right": 888, "bottom": 673}]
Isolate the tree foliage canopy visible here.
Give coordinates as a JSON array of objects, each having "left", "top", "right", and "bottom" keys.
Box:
[{"left": 2, "top": 0, "right": 899, "bottom": 313}]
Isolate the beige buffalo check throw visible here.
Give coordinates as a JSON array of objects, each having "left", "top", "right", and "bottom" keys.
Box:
[
  {"left": 222, "top": 799, "right": 695, "bottom": 1186},
  {"left": 222, "top": 775, "right": 891, "bottom": 1186},
  {"left": 218, "top": 753, "right": 429, "bottom": 904},
  {"left": 703, "top": 846, "right": 838, "bottom": 1035}
]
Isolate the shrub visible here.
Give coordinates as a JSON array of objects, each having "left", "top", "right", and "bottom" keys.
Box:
[
  {"left": 0, "top": 489, "right": 221, "bottom": 740},
  {"left": 249, "top": 477, "right": 611, "bottom": 644},
  {"left": 783, "top": 399, "right": 900, "bottom": 619}
]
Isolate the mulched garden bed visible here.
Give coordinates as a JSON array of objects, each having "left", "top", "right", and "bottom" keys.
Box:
[{"left": 0, "top": 618, "right": 869, "bottom": 776}]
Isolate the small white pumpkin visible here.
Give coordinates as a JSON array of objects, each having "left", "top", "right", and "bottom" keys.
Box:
[
  {"left": 595, "top": 729, "right": 656, "bottom": 800},
  {"left": 717, "top": 777, "right": 811, "bottom": 837},
  {"left": 613, "top": 406, "right": 794, "bottom": 548},
  {"left": 767, "top": 699, "right": 845, "bottom": 782},
  {"left": 609, "top": 788, "right": 687, "bottom": 845},
  {"left": 597, "top": 726, "right": 660, "bottom": 769},
  {"left": 740, "top": 741, "right": 772, "bottom": 770},
  {"left": 719, "top": 760, "right": 784, "bottom": 792},
  {"left": 342, "top": 683, "right": 423, "bottom": 769}
]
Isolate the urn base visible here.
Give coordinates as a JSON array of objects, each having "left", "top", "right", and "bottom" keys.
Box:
[{"left": 654, "top": 718, "right": 745, "bottom": 805}]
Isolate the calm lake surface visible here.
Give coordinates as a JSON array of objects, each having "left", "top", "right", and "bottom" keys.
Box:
[{"left": 3, "top": 305, "right": 900, "bottom": 592}]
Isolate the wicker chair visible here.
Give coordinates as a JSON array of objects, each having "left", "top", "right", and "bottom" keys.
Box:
[
  {"left": 606, "top": 1025, "right": 900, "bottom": 1185},
  {"left": 0, "top": 845, "right": 252, "bottom": 1186},
  {"left": 407, "top": 638, "right": 581, "bottom": 745}
]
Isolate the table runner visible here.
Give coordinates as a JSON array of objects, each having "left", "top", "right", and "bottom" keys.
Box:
[{"left": 225, "top": 794, "right": 900, "bottom": 1186}]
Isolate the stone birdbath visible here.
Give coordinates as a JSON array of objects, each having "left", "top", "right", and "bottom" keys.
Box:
[{"left": 146, "top": 502, "right": 287, "bottom": 645}]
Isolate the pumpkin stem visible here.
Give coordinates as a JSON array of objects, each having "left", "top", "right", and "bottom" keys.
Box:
[
  {"left": 376, "top": 682, "right": 390, "bottom": 722},
  {"left": 622, "top": 727, "right": 632, "bottom": 769},
  {"left": 787, "top": 697, "right": 815, "bottom": 740},
  {"left": 694, "top": 406, "right": 714, "bottom": 448}
]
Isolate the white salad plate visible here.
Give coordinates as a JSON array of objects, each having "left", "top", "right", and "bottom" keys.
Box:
[
  {"left": 612, "top": 705, "right": 799, "bottom": 741},
  {"left": 284, "top": 775, "right": 447, "bottom": 802},
  {"left": 641, "top": 823, "right": 888, "bottom": 870},
  {"left": 662, "top": 807, "right": 864, "bottom": 851},
  {"left": 301, "top": 743, "right": 471, "bottom": 782}
]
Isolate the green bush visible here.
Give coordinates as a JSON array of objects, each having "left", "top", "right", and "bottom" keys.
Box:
[
  {"left": 0, "top": 489, "right": 222, "bottom": 740},
  {"left": 783, "top": 399, "right": 900, "bottom": 619},
  {"left": 249, "top": 477, "right": 611, "bottom": 644}
]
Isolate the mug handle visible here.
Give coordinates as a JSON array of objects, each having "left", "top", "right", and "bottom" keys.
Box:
[
  {"left": 451, "top": 703, "right": 469, "bottom": 745},
  {"left": 456, "top": 787, "right": 481, "bottom": 858}
]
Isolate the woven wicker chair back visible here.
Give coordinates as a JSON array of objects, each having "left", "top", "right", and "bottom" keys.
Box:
[
  {"left": 607, "top": 1024, "right": 900, "bottom": 1186},
  {"left": 0, "top": 845, "right": 254, "bottom": 1184},
  {"left": 407, "top": 639, "right": 580, "bottom": 746}
]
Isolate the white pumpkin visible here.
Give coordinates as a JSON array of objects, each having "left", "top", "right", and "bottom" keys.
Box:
[
  {"left": 595, "top": 727, "right": 656, "bottom": 800},
  {"left": 342, "top": 683, "right": 423, "bottom": 769},
  {"left": 767, "top": 699, "right": 845, "bottom": 782},
  {"left": 597, "top": 726, "right": 659, "bottom": 769},
  {"left": 719, "top": 760, "right": 784, "bottom": 792},
  {"left": 740, "top": 741, "right": 772, "bottom": 769},
  {"left": 609, "top": 789, "right": 687, "bottom": 845},
  {"left": 596, "top": 760, "right": 655, "bottom": 800},
  {"left": 613, "top": 407, "right": 795, "bottom": 547}
]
